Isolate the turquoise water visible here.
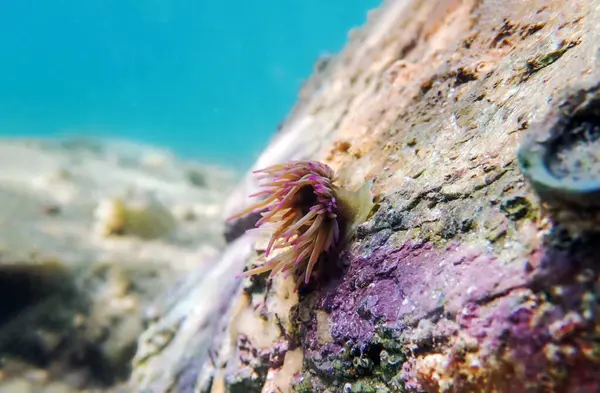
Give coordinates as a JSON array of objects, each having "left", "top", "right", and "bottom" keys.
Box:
[{"left": 0, "top": 1, "right": 379, "bottom": 169}]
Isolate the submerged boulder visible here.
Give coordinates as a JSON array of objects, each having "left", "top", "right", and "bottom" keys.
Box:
[
  {"left": 131, "top": 0, "right": 600, "bottom": 392},
  {"left": 0, "top": 139, "right": 236, "bottom": 392}
]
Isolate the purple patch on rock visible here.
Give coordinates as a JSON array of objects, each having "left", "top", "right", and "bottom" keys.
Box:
[
  {"left": 303, "top": 240, "right": 530, "bottom": 366},
  {"left": 402, "top": 240, "right": 600, "bottom": 392},
  {"left": 302, "top": 230, "right": 600, "bottom": 392}
]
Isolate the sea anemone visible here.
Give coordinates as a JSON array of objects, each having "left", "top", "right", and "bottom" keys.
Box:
[{"left": 227, "top": 160, "right": 373, "bottom": 289}]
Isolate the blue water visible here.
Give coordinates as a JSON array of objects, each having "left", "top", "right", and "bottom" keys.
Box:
[{"left": 0, "top": 0, "right": 379, "bottom": 169}]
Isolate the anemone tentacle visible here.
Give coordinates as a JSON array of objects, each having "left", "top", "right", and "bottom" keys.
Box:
[{"left": 227, "top": 160, "right": 340, "bottom": 289}]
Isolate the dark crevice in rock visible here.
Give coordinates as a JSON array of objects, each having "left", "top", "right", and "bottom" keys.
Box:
[
  {"left": 0, "top": 262, "right": 73, "bottom": 325},
  {"left": 224, "top": 211, "right": 261, "bottom": 243},
  {"left": 0, "top": 260, "right": 141, "bottom": 388}
]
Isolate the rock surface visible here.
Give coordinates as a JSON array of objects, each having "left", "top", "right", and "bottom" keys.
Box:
[
  {"left": 133, "top": 0, "right": 600, "bottom": 392},
  {"left": 0, "top": 138, "right": 237, "bottom": 392}
]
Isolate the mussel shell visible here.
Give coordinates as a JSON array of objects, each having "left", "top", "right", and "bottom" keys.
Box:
[{"left": 518, "top": 80, "right": 600, "bottom": 231}]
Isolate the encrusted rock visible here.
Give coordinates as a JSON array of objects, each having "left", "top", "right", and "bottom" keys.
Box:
[{"left": 130, "top": 0, "right": 600, "bottom": 392}]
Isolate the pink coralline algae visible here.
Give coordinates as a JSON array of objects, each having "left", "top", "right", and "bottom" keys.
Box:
[{"left": 296, "top": 235, "right": 600, "bottom": 392}]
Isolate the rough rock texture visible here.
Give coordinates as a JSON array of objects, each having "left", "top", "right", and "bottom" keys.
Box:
[
  {"left": 131, "top": 0, "right": 600, "bottom": 392},
  {"left": 0, "top": 139, "right": 237, "bottom": 392}
]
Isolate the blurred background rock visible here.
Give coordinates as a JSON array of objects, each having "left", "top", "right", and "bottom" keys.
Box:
[{"left": 0, "top": 138, "right": 237, "bottom": 392}]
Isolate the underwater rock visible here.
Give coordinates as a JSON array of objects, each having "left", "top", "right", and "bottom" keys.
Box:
[
  {"left": 131, "top": 0, "right": 600, "bottom": 392},
  {"left": 0, "top": 138, "right": 236, "bottom": 391},
  {"left": 518, "top": 79, "right": 600, "bottom": 234}
]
